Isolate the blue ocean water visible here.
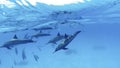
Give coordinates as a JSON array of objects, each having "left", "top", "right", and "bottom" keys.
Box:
[{"left": 0, "top": 0, "right": 120, "bottom": 68}]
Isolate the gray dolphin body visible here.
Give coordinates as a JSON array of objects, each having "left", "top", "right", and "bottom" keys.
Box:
[
  {"left": 31, "top": 32, "right": 51, "bottom": 38},
  {"left": 54, "top": 31, "right": 81, "bottom": 53},
  {"left": 47, "top": 33, "right": 65, "bottom": 44},
  {"left": 0, "top": 35, "right": 35, "bottom": 49},
  {"left": 33, "top": 27, "right": 53, "bottom": 31}
]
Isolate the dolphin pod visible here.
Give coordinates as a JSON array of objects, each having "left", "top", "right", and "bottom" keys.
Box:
[
  {"left": 0, "top": 30, "right": 81, "bottom": 53},
  {"left": 0, "top": 30, "right": 81, "bottom": 66}
]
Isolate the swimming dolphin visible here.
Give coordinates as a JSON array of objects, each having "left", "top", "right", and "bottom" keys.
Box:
[
  {"left": 31, "top": 32, "right": 51, "bottom": 39},
  {"left": 15, "top": 48, "right": 18, "bottom": 55},
  {"left": 53, "top": 31, "right": 81, "bottom": 53},
  {"left": 47, "top": 33, "right": 65, "bottom": 44},
  {"left": 22, "top": 48, "right": 27, "bottom": 60},
  {"left": 0, "top": 34, "right": 36, "bottom": 49},
  {"left": 33, "top": 26, "right": 53, "bottom": 31}
]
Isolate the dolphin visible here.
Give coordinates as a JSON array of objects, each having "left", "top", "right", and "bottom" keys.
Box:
[
  {"left": 33, "top": 26, "right": 53, "bottom": 31},
  {"left": 0, "top": 34, "right": 36, "bottom": 49},
  {"left": 47, "top": 33, "right": 65, "bottom": 44},
  {"left": 53, "top": 31, "right": 81, "bottom": 53},
  {"left": 22, "top": 48, "right": 27, "bottom": 60},
  {"left": 15, "top": 48, "right": 18, "bottom": 55},
  {"left": 31, "top": 32, "right": 51, "bottom": 39}
]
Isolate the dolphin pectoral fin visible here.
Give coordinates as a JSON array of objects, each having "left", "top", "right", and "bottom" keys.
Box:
[{"left": 62, "top": 48, "right": 68, "bottom": 50}]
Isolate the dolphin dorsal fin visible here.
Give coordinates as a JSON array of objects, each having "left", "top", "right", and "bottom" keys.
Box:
[
  {"left": 64, "top": 34, "right": 68, "bottom": 38},
  {"left": 57, "top": 32, "right": 60, "bottom": 36},
  {"left": 13, "top": 34, "right": 18, "bottom": 39}
]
